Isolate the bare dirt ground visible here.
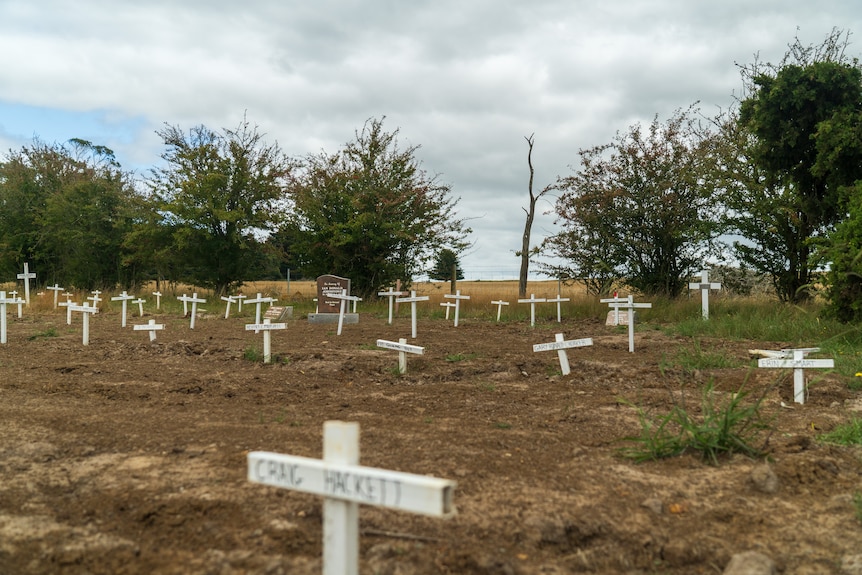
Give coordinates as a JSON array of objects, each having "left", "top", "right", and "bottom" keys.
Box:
[{"left": 1, "top": 301, "right": 862, "bottom": 574}]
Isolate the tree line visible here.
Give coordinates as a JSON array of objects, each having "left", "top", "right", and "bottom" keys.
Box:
[{"left": 2, "top": 30, "right": 862, "bottom": 320}]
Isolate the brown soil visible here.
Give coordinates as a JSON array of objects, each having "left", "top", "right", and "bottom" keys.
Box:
[{"left": 1, "top": 305, "right": 861, "bottom": 574}]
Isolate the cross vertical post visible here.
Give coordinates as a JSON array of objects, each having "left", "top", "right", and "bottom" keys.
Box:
[
  {"left": 111, "top": 291, "right": 135, "bottom": 328},
  {"left": 377, "top": 288, "right": 405, "bottom": 325},
  {"left": 47, "top": 284, "right": 63, "bottom": 309},
  {"left": 491, "top": 300, "right": 509, "bottom": 322},
  {"left": 323, "top": 421, "right": 360, "bottom": 575},
  {"left": 152, "top": 291, "right": 162, "bottom": 310},
  {"left": 16, "top": 263, "right": 36, "bottom": 306},
  {"left": 517, "top": 294, "right": 546, "bottom": 327},
  {"left": 396, "top": 291, "right": 429, "bottom": 339},
  {"left": 443, "top": 290, "right": 470, "bottom": 327}
]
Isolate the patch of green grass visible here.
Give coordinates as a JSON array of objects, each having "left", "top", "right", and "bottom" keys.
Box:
[
  {"left": 28, "top": 327, "right": 59, "bottom": 341},
  {"left": 477, "top": 382, "right": 496, "bottom": 392},
  {"left": 619, "top": 381, "right": 772, "bottom": 465},
  {"left": 660, "top": 339, "right": 741, "bottom": 374},
  {"left": 445, "top": 352, "right": 477, "bottom": 362},
  {"left": 818, "top": 417, "right": 862, "bottom": 446},
  {"left": 243, "top": 346, "right": 262, "bottom": 362},
  {"left": 493, "top": 422, "right": 512, "bottom": 429}
]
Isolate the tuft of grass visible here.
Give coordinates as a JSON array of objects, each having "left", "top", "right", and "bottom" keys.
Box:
[
  {"left": 818, "top": 417, "right": 862, "bottom": 446},
  {"left": 28, "top": 327, "right": 59, "bottom": 341},
  {"left": 445, "top": 352, "right": 477, "bottom": 362},
  {"left": 493, "top": 422, "right": 512, "bottom": 429},
  {"left": 661, "top": 339, "right": 741, "bottom": 374},
  {"left": 243, "top": 346, "right": 262, "bottom": 362},
  {"left": 619, "top": 381, "right": 772, "bottom": 465}
]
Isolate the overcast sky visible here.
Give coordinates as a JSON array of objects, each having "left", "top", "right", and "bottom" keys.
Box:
[{"left": 1, "top": 1, "right": 861, "bottom": 280}]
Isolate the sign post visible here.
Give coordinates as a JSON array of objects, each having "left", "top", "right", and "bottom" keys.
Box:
[
  {"left": 758, "top": 348, "right": 834, "bottom": 404},
  {"left": 532, "top": 334, "right": 593, "bottom": 376},
  {"left": 248, "top": 421, "right": 456, "bottom": 575},
  {"left": 689, "top": 269, "right": 721, "bottom": 320}
]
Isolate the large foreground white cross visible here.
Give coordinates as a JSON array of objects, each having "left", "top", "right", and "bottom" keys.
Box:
[
  {"left": 245, "top": 318, "right": 286, "bottom": 363},
  {"left": 758, "top": 348, "right": 834, "bottom": 404},
  {"left": 377, "top": 288, "right": 405, "bottom": 324},
  {"left": 377, "top": 338, "right": 424, "bottom": 374},
  {"left": 396, "top": 290, "right": 429, "bottom": 339},
  {"left": 134, "top": 319, "right": 165, "bottom": 342},
  {"left": 689, "top": 269, "right": 721, "bottom": 320},
  {"left": 518, "top": 294, "right": 546, "bottom": 327},
  {"left": 533, "top": 333, "right": 593, "bottom": 376},
  {"left": 248, "top": 421, "right": 455, "bottom": 575},
  {"left": 443, "top": 290, "right": 470, "bottom": 327},
  {"left": 16, "top": 263, "right": 36, "bottom": 306}
]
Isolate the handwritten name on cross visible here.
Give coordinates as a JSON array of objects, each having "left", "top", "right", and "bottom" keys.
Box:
[
  {"left": 533, "top": 334, "right": 593, "bottom": 376},
  {"left": 248, "top": 421, "right": 455, "bottom": 575},
  {"left": 330, "top": 289, "right": 362, "bottom": 336},
  {"left": 758, "top": 348, "right": 834, "bottom": 404},
  {"left": 396, "top": 291, "right": 429, "bottom": 339},
  {"left": 443, "top": 290, "right": 470, "bottom": 327},
  {"left": 546, "top": 295, "right": 570, "bottom": 323},
  {"left": 689, "top": 269, "right": 721, "bottom": 320},
  {"left": 377, "top": 288, "right": 405, "bottom": 324},
  {"left": 16, "top": 263, "right": 36, "bottom": 306},
  {"left": 110, "top": 291, "right": 135, "bottom": 327},
  {"left": 245, "top": 318, "right": 286, "bottom": 363},
  {"left": 132, "top": 298, "right": 146, "bottom": 317},
  {"left": 47, "top": 284, "right": 64, "bottom": 309},
  {"left": 491, "top": 300, "right": 509, "bottom": 322},
  {"left": 68, "top": 303, "right": 98, "bottom": 345},
  {"left": 246, "top": 293, "right": 276, "bottom": 333},
  {"left": 177, "top": 293, "right": 206, "bottom": 329},
  {"left": 134, "top": 319, "right": 164, "bottom": 342},
  {"left": 377, "top": 338, "right": 424, "bottom": 374},
  {"left": 517, "top": 294, "right": 546, "bottom": 327}
]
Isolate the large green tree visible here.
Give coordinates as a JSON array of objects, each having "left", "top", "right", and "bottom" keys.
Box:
[
  {"left": 0, "top": 139, "right": 138, "bottom": 289},
  {"left": 735, "top": 29, "right": 862, "bottom": 302},
  {"left": 544, "top": 107, "right": 724, "bottom": 297},
  {"left": 147, "top": 117, "right": 292, "bottom": 295},
  {"left": 281, "top": 118, "right": 469, "bottom": 298}
]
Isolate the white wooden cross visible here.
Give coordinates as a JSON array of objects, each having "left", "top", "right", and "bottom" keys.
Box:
[
  {"left": 0, "top": 291, "right": 22, "bottom": 344},
  {"left": 177, "top": 293, "right": 206, "bottom": 329},
  {"left": 46, "top": 284, "right": 64, "bottom": 309},
  {"left": 517, "top": 294, "right": 546, "bottom": 327},
  {"left": 546, "top": 295, "right": 570, "bottom": 323},
  {"left": 235, "top": 293, "right": 247, "bottom": 312},
  {"left": 377, "top": 338, "right": 424, "bottom": 374},
  {"left": 132, "top": 297, "right": 146, "bottom": 317},
  {"left": 221, "top": 295, "right": 237, "bottom": 319},
  {"left": 533, "top": 334, "right": 593, "bottom": 376},
  {"left": 439, "top": 301, "right": 456, "bottom": 320},
  {"left": 617, "top": 295, "right": 652, "bottom": 352},
  {"left": 16, "top": 263, "right": 36, "bottom": 306},
  {"left": 491, "top": 300, "right": 509, "bottom": 322},
  {"left": 377, "top": 288, "right": 405, "bottom": 324},
  {"left": 59, "top": 298, "right": 76, "bottom": 325},
  {"left": 248, "top": 421, "right": 455, "bottom": 575},
  {"left": 68, "top": 303, "right": 99, "bottom": 345},
  {"left": 443, "top": 290, "right": 470, "bottom": 327},
  {"left": 396, "top": 290, "right": 430, "bottom": 339},
  {"left": 87, "top": 290, "right": 102, "bottom": 310},
  {"left": 9, "top": 290, "right": 23, "bottom": 318},
  {"left": 245, "top": 318, "right": 286, "bottom": 363},
  {"left": 600, "top": 293, "right": 628, "bottom": 326},
  {"left": 246, "top": 293, "right": 276, "bottom": 332},
  {"left": 152, "top": 291, "right": 162, "bottom": 310},
  {"left": 758, "top": 348, "right": 834, "bottom": 404},
  {"left": 689, "top": 269, "right": 721, "bottom": 320},
  {"left": 111, "top": 291, "right": 135, "bottom": 327},
  {"left": 134, "top": 319, "right": 165, "bottom": 342},
  {"left": 330, "top": 289, "right": 362, "bottom": 336}
]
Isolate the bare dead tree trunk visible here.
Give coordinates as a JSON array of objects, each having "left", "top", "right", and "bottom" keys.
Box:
[{"left": 519, "top": 134, "right": 551, "bottom": 298}]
